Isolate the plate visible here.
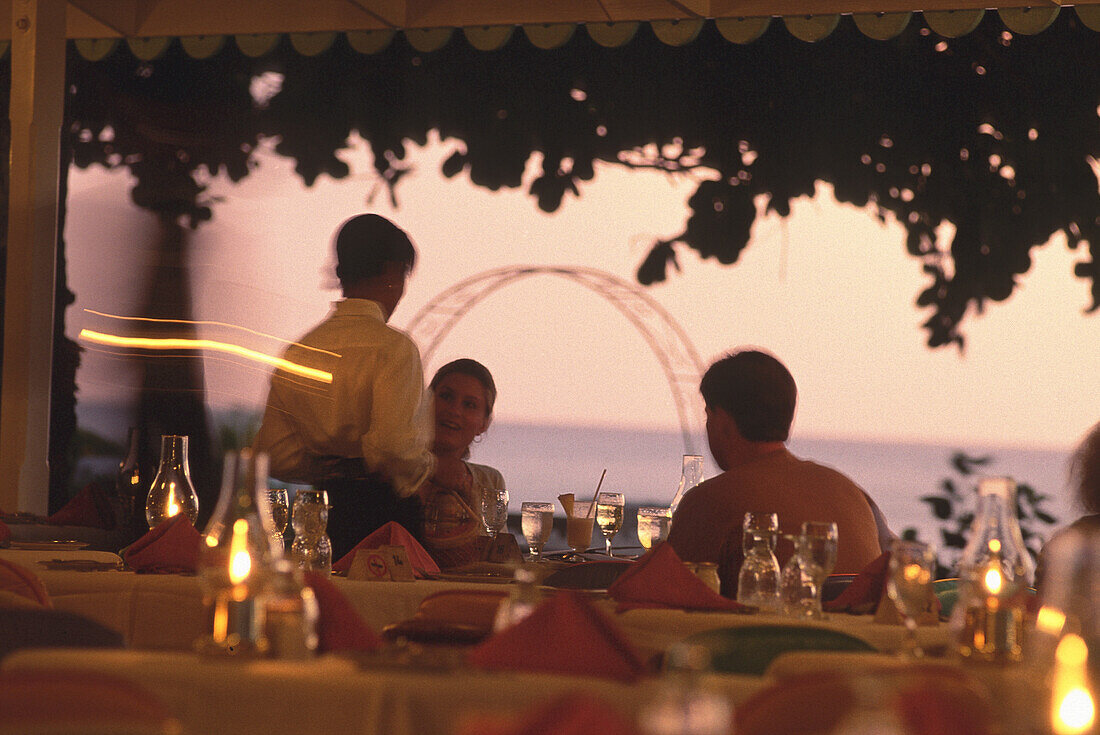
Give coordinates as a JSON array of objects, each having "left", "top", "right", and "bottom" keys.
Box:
[{"left": 9, "top": 540, "right": 91, "bottom": 550}]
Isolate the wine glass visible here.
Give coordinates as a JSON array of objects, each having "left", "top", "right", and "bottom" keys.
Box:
[
  {"left": 290, "top": 489, "right": 331, "bottom": 573},
  {"left": 801, "top": 521, "right": 839, "bottom": 618},
  {"left": 595, "top": 492, "right": 625, "bottom": 556},
  {"left": 743, "top": 512, "right": 779, "bottom": 555},
  {"left": 779, "top": 533, "right": 820, "bottom": 618},
  {"left": 565, "top": 501, "right": 595, "bottom": 562},
  {"left": 480, "top": 485, "right": 509, "bottom": 538},
  {"left": 267, "top": 488, "right": 290, "bottom": 551},
  {"left": 637, "top": 506, "right": 671, "bottom": 550},
  {"left": 887, "top": 539, "right": 936, "bottom": 658},
  {"left": 520, "top": 502, "right": 554, "bottom": 561}
]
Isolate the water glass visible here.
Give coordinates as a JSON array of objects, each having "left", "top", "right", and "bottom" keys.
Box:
[
  {"left": 565, "top": 502, "right": 595, "bottom": 561},
  {"left": 480, "top": 486, "right": 509, "bottom": 538},
  {"left": 290, "top": 489, "right": 332, "bottom": 573},
  {"left": 638, "top": 506, "right": 672, "bottom": 550},
  {"left": 267, "top": 488, "right": 290, "bottom": 551},
  {"left": 779, "top": 533, "right": 820, "bottom": 618},
  {"left": 802, "top": 521, "right": 839, "bottom": 617},
  {"left": 737, "top": 530, "right": 780, "bottom": 612},
  {"left": 520, "top": 502, "right": 554, "bottom": 561},
  {"left": 596, "top": 491, "right": 625, "bottom": 556},
  {"left": 887, "top": 539, "right": 936, "bottom": 658}
]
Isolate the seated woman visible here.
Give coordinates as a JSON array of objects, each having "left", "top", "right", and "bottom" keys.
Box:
[
  {"left": 1036, "top": 421, "right": 1100, "bottom": 589},
  {"left": 418, "top": 359, "right": 506, "bottom": 568}
]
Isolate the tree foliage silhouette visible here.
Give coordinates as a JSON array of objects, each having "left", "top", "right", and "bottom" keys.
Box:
[{"left": 61, "top": 13, "right": 1099, "bottom": 354}]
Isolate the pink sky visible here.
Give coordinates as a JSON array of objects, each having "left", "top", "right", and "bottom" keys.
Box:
[{"left": 65, "top": 133, "right": 1100, "bottom": 451}]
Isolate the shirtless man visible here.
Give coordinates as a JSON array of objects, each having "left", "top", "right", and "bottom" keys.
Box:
[{"left": 668, "top": 349, "right": 883, "bottom": 596}]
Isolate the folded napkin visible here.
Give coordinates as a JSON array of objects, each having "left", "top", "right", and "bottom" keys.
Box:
[
  {"left": 467, "top": 590, "right": 648, "bottom": 682},
  {"left": 0, "top": 518, "right": 10, "bottom": 548},
  {"left": 332, "top": 521, "right": 440, "bottom": 577},
  {"left": 823, "top": 551, "right": 890, "bottom": 614},
  {"left": 121, "top": 515, "right": 201, "bottom": 574},
  {"left": 48, "top": 482, "right": 115, "bottom": 530},
  {"left": 607, "top": 543, "right": 749, "bottom": 612},
  {"left": 455, "top": 693, "right": 639, "bottom": 735},
  {"left": 0, "top": 558, "right": 52, "bottom": 607},
  {"left": 303, "top": 572, "right": 383, "bottom": 653}
]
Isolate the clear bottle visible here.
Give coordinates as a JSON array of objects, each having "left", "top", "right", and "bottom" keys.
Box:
[
  {"left": 950, "top": 476, "right": 1034, "bottom": 663},
  {"left": 197, "top": 448, "right": 280, "bottom": 656},
  {"left": 145, "top": 434, "right": 200, "bottom": 529},
  {"left": 111, "top": 427, "right": 142, "bottom": 538},
  {"left": 669, "top": 454, "right": 705, "bottom": 518},
  {"left": 738, "top": 531, "right": 781, "bottom": 612},
  {"left": 264, "top": 559, "right": 319, "bottom": 660}
]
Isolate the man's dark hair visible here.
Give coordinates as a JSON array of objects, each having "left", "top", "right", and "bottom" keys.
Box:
[
  {"left": 700, "top": 350, "right": 797, "bottom": 442},
  {"left": 334, "top": 214, "right": 416, "bottom": 287}
]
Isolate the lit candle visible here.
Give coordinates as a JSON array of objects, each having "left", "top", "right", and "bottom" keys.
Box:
[
  {"left": 167, "top": 481, "right": 179, "bottom": 518},
  {"left": 1052, "top": 634, "right": 1096, "bottom": 735},
  {"left": 229, "top": 518, "right": 253, "bottom": 586}
]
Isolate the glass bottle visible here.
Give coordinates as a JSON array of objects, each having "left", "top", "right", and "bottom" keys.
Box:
[
  {"left": 290, "top": 489, "right": 332, "bottom": 574},
  {"left": 145, "top": 434, "right": 200, "bottom": 529},
  {"left": 950, "top": 476, "right": 1034, "bottom": 662},
  {"left": 197, "top": 448, "right": 280, "bottom": 656},
  {"left": 264, "top": 559, "right": 319, "bottom": 660},
  {"left": 111, "top": 426, "right": 141, "bottom": 537},
  {"left": 669, "top": 454, "right": 705, "bottom": 518},
  {"left": 738, "top": 531, "right": 781, "bottom": 612}
]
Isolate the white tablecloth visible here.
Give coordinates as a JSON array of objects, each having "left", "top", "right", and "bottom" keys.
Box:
[{"left": 1, "top": 648, "right": 767, "bottom": 735}]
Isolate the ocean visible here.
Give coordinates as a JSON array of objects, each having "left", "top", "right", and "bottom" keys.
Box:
[
  {"left": 471, "top": 421, "right": 1078, "bottom": 554},
  {"left": 73, "top": 402, "right": 1078, "bottom": 561}
]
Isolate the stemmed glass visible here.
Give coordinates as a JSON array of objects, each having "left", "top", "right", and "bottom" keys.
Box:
[
  {"left": 520, "top": 502, "right": 554, "bottom": 561},
  {"left": 290, "top": 489, "right": 331, "bottom": 573},
  {"left": 565, "top": 502, "right": 595, "bottom": 562},
  {"left": 779, "top": 533, "right": 819, "bottom": 618},
  {"left": 637, "top": 507, "right": 671, "bottom": 550},
  {"left": 887, "top": 539, "right": 936, "bottom": 658},
  {"left": 595, "top": 492, "right": 625, "bottom": 556},
  {"left": 267, "top": 488, "right": 290, "bottom": 552},
  {"left": 480, "top": 485, "right": 509, "bottom": 538},
  {"left": 802, "top": 521, "right": 839, "bottom": 618}
]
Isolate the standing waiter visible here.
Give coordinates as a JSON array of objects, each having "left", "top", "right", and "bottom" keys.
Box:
[{"left": 255, "top": 214, "right": 463, "bottom": 558}]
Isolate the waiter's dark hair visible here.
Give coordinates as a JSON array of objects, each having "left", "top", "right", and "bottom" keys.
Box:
[
  {"left": 334, "top": 214, "right": 416, "bottom": 287},
  {"left": 700, "top": 349, "right": 797, "bottom": 442}
]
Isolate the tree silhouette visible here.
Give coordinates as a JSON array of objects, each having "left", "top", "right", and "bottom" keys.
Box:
[{"left": 4, "top": 12, "right": 1100, "bottom": 496}]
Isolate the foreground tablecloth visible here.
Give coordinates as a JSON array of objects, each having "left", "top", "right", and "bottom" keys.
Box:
[{"left": 1, "top": 648, "right": 767, "bottom": 735}]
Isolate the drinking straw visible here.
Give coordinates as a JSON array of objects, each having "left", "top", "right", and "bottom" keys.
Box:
[{"left": 586, "top": 469, "right": 607, "bottom": 518}]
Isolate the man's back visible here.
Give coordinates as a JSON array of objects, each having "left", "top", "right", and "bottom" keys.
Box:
[{"left": 668, "top": 448, "right": 882, "bottom": 596}]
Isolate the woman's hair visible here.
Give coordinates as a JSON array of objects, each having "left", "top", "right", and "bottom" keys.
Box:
[
  {"left": 1073, "top": 422, "right": 1100, "bottom": 514},
  {"left": 429, "top": 359, "right": 496, "bottom": 417}
]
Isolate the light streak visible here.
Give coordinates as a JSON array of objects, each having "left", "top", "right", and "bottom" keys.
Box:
[{"left": 78, "top": 329, "right": 333, "bottom": 384}]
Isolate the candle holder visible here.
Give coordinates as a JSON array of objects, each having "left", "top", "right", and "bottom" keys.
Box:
[
  {"left": 145, "top": 434, "right": 200, "bottom": 529},
  {"left": 196, "top": 448, "right": 280, "bottom": 656}
]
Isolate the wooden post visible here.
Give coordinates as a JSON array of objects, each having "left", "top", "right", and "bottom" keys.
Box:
[{"left": 0, "top": 0, "right": 66, "bottom": 513}]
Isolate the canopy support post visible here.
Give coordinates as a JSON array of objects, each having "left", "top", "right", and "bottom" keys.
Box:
[{"left": 1, "top": 0, "right": 66, "bottom": 513}]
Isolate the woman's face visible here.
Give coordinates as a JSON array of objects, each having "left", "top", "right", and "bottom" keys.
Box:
[{"left": 432, "top": 373, "right": 491, "bottom": 456}]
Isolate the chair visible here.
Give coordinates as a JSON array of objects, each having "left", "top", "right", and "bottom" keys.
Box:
[
  {"left": 678, "top": 625, "right": 875, "bottom": 676},
  {"left": 736, "top": 665, "right": 994, "bottom": 735},
  {"left": 0, "top": 671, "right": 182, "bottom": 735},
  {"left": 382, "top": 589, "right": 509, "bottom": 644},
  {"left": 541, "top": 560, "right": 632, "bottom": 590}
]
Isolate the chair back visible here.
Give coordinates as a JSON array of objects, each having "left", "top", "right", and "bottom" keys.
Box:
[{"left": 679, "top": 624, "right": 875, "bottom": 675}]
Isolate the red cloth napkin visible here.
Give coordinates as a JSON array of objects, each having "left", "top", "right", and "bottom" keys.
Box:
[
  {"left": 455, "top": 693, "right": 639, "bottom": 735},
  {"left": 823, "top": 551, "right": 890, "bottom": 614},
  {"left": 121, "top": 515, "right": 201, "bottom": 574},
  {"left": 467, "top": 590, "right": 648, "bottom": 682},
  {"left": 607, "top": 543, "right": 749, "bottom": 612},
  {"left": 302, "top": 572, "right": 383, "bottom": 653},
  {"left": 0, "top": 518, "right": 10, "bottom": 548},
  {"left": 48, "top": 482, "right": 115, "bottom": 530},
  {"left": 332, "top": 521, "right": 441, "bottom": 577}
]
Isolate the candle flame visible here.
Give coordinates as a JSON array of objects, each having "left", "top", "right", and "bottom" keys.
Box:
[
  {"left": 984, "top": 566, "right": 1003, "bottom": 595},
  {"left": 1036, "top": 606, "right": 1068, "bottom": 637},
  {"left": 228, "top": 518, "right": 252, "bottom": 585},
  {"left": 988, "top": 538, "right": 1001, "bottom": 554},
  {"left": 167, "top": 482, "right": 179, "bottom": 517},
  {"left": 1053, "top": 635, "right": 1096, "bottom": 735}
]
